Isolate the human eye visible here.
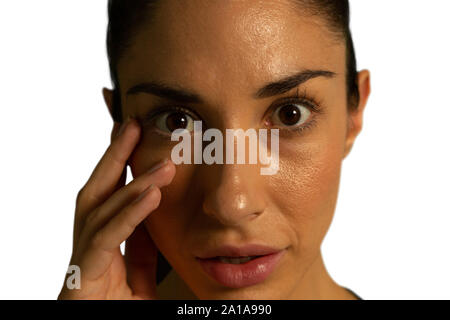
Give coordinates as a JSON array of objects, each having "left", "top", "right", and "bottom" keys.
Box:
[
  {"left": 141, "top": 105, "right": 200, "bottom": 138},
  {"left": 266, "top": 89, "right": 324, "bottom": 136}
]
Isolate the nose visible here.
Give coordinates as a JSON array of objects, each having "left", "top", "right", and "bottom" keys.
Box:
[{"left": 201, "top": 162, "right": 267, "bottom": 226}]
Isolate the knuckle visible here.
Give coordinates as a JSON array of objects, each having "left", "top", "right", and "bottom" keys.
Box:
[
  {"left": 84, "top": 207, "right": 102, "bottom": 226},
  {"left": 122, "top": 209, "right": 138, "bottom": 234},
  {"left": 107, "top": 145, "right": 126, "bottom": 168},
  {"left": 76, "top": 187, "right": 87, "bottom": 205},
  {"left": 84, "top": 208, "right": 99, "bottom": 226},
  {"left": 76, "top": 185, "right": 99, "bottom": 206},
  {"left": 90, "top": 231, "right": 105, "bottom": 250},
  {"left": 123, "top": 222, "right": 135, "bottom": 239}
]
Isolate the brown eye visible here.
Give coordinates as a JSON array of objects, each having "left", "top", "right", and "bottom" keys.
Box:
[
  {"left": 155, "top": 111, "right": 195, "bottom": 133},
  {"left": 166, "top": 112, "right": 188, "bottom": 131},
  {"left": 272, "top": 103, "right": 311, "bottom": 127}
]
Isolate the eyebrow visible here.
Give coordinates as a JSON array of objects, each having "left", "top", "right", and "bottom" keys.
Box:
[
  {"left": 254, "top": 69, "right": 336, "bottom": 99},
  {"left": 126, "top": 69, "right": 336, "bottom": 103}
]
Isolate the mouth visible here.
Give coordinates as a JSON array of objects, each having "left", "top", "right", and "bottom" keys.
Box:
[
  {"left": 196, "top": 243, "right": 284, "bottom": 259},
  {"left": 211, "top": 255, "right": 263, "bottom": 264},
  {"left": 195, "top": 244, "right": 286, "bottom": 288}
]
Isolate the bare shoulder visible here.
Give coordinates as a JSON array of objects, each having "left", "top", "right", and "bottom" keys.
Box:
[{"left": 337, "top": 286, "right": 362, "bottom": 300}]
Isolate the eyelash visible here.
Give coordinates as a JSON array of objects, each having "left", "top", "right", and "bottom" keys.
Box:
[
  {"left": 140, "top": 104, "right": 200, "bottom": 132},
  {"left": 268, "top": 87, "right": 324, "bottom": 136},
  {"left": 140, "top": 87, "right": 324, "bottom": 137}
]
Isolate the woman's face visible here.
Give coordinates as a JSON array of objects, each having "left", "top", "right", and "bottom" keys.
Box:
[{"left": 114, "top": 0, "right": 364, "bottom": 299}]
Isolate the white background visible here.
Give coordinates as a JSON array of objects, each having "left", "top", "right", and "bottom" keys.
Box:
[{"left": 0, "top": 1, "right": 449, "bottom": 300}]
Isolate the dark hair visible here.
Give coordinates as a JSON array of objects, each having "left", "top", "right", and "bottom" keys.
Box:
[
  {"left": 106, "top": 0, "right": 359, "bottom": 123},
  {"left": 298, "top": 0, "right": 360, "bottom": 112}
]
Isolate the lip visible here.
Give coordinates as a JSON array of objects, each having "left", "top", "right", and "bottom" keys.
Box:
[
  {"left": 196, "top": 244, "right": 283, "bottom": 259},
  {"left": 196, "top": 245, "right": 286, "bottom": 288}
]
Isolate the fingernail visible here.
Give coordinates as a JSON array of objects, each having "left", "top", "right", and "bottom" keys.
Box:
[
  {"left": 135, "top": 184, "right": 155, "bottom": 203},
  {"left": 147, "top": 158, "right": 169, "bottom": 174},
  {"left": 117, "top": 118, "right": 132, "bottom": 137}
]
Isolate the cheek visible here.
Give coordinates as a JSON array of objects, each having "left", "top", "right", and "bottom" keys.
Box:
[
  {"left": 129, "top": 138, "right": 196, "bottom": 256},
  {"left": 270, "top": 136, "right": 344, "bottom": 254},
  {"left": 142, "top": 184, "right": 194, "bottom": 265}
]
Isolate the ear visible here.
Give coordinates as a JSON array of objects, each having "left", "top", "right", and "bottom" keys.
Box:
[
  {"left": 102, "top": 87, "right": 122, "bottom": 143},
  {"left": 343, "top": 70, "right": 371, "bottom": 159}
]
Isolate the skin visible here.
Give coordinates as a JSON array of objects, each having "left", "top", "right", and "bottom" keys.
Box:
[{"left": 59, "top": 0, "right": 370, "bottom": 300}]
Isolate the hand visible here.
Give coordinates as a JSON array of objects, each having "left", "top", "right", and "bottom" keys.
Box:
[{"left": 58, "top": 118, "right": 176, "bottom": 300}]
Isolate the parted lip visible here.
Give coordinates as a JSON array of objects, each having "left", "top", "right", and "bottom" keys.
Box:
[{"left": 195, "top": 244, "right": 284, "bottom": 259}]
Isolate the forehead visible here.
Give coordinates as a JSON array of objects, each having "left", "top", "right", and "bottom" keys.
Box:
[{"left": 118, "top": 0, "right": 345, "bottom": 98}]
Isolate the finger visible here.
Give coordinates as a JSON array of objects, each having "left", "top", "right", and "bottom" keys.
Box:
[
  {"left": 109, "top": 113, "right": 128, "bottom": 195},
  {"left": 79, "top": 185, "right": 161, "bottom": 281},
  {"left": 74, "top": 165, "right": 128, "bottom": 244},
  {"left": 116, "top": 166, "right": 128, "bottom": 193},
  {"left": 125, "top": 223, "right": 158, "bottom": 299},
  {"left": 84, "top": 159, "right": 175, "bottom": 235},
  {"left": 92, "top": 184, "right": 161, "bottom": 252},
  {"left": 76, "top": 118, "right": 140, "bottom": 216}
]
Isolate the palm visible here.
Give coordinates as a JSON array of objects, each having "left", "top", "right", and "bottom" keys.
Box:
[{"left": 96, "top": 231, "right": 157, "bottom": 300}]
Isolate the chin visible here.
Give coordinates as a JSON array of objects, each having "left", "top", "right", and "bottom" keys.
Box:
[{"left": 190, "top": 279, "right": 288, "bottom": 300}]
